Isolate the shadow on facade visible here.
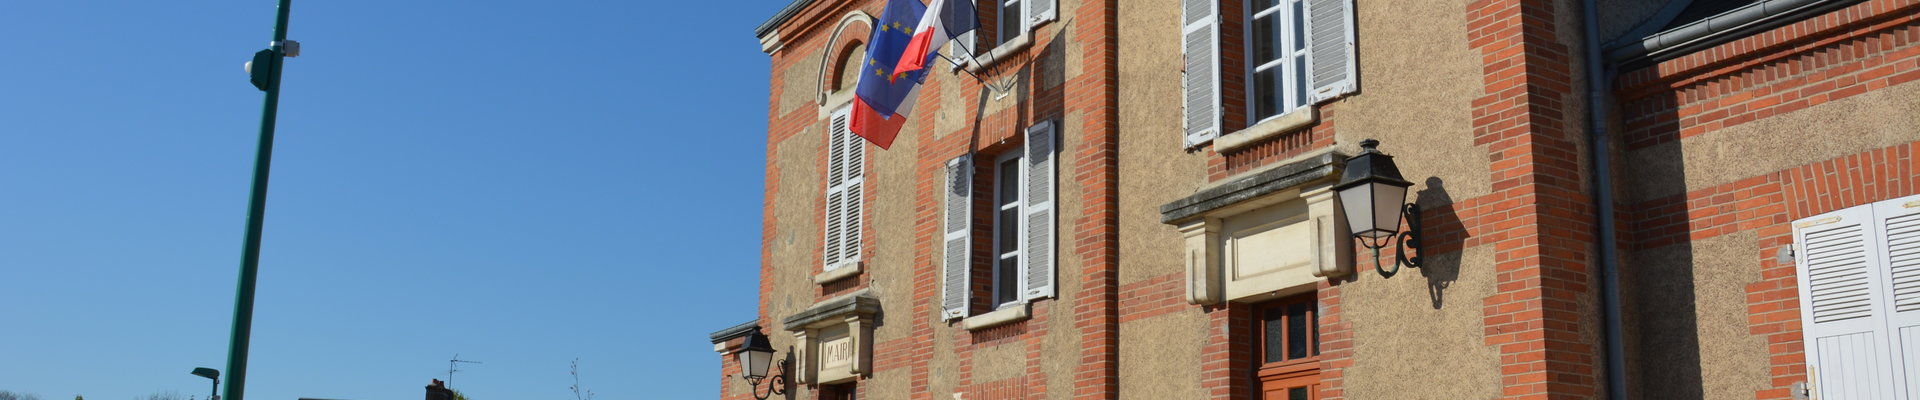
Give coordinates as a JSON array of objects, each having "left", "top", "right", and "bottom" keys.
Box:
[
  {"left": 1413, "top": 176, "right": 1465, "bottom": 309},
  {"left": 1616, "top": 90, "right": 1705, "bottom": 399}
]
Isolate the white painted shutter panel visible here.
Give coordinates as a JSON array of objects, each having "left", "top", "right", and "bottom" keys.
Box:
[
  {"left": 1304, "top": 0, "right": 1356, "bottom": 103},
  {"left": 1022, "top": 121, "right": 1058, "bottom": 300},
  {"left": 1026, "top": 0, "right": 1056, "bottom": 26},
  {"left": 1877, "top": 194, "right": 1920, "bottom": 399},
  {"left": 1796, "top": 205, "right": 1899, "bottom": 399},
  {"left": 955, "top": 11, "right": 979, "bottom": 65},
  {"left": 842, "top": 116, "right": 866, "bottom": 265},
  {"left": 824, "top": 108, "right": 852, "bottom": 269},
  {"left": 1181, "top": 0, "right": 1221, "bottom": 147},
  {"left": 942, "top": 156, "right": 974, "bottom": 320}
]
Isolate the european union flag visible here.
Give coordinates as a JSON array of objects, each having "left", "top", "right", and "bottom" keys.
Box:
[
  {"left": 849, "top": 0, "right": 936, "bottom": 149},
  {"left": 855, "top": 0, "right": 931, "bottom": 118}
]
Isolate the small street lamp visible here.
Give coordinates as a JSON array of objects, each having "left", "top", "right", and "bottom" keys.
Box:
[
  {"left": 191, "top": 367, "right": 220, "bottom": 400},
  {"left": 732, "top": 328, "right": 788, "bottom": 400},
  {"left": 1332, "top": 139, "right": 1423, "bottom": 277}
]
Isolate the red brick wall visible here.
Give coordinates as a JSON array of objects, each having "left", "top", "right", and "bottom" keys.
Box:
[
  {"left": 753, "top": 0, "right": 1115, "bottom": 398},
  {"left": 1620, "top": 0, "right": 1920, "bottom": 151},
  {"left": 1465, "top": 0, "right": 1601, "bottom": 398},
  {"left": 1615, "top": 1, "right": 1920, "bottom": 398},
  {"left": 1067, "top": 0, "right": 1122, "bottom": 398}
]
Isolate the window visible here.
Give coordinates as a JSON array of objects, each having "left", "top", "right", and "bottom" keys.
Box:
[
  {"left": 992, "top": 153, "right": 1025, "bottom": 308},
  {"left": 1182, "top": 0, "right": 1356, "bottom": 147},
  {"left": 954, "top": 0, "right": 1055, "bottom": 64},
  {"left": 824, "top": 105, "right": 866, "bottom": 271},
  {"left": 942, "top": 121, "right": 1059, "bottom": 321},
  {"left": 1247, "top": 0, "right": 1309, "bottom": 123},
  {"left": 1793, "top": 193, "right": 1920, "bottom": 399},
  {"left": 821, "top": 383, "right": 856, "bottom": 400},
  {"left": 998, "top": 0, "right": 1024, "bottom": 46},
  {"left": 1255, "top": 295, "right": 1320, "bottom": 400}
]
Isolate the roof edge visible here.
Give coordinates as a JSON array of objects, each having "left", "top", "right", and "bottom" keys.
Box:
[
  {"left": 708, "top": 320, "right": 761, "bottom": 344},
  {"left": 755, "top": 0, "right": 818, "bottom": 38},
  {"left": 1607, "top": 0, "right": 1861, "bottom": 65}
]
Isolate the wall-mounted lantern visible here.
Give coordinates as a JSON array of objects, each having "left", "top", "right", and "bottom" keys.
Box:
[
  {"left": 1331, "top": 139, "right": 1423, "bottom": 277},
  {"left": 734, "top": 328, "right": 789, "bottom": 400}
]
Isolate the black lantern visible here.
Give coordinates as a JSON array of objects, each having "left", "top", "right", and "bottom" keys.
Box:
[
  {"left": 1332, "top": 139, "right": 1422, "bottom": 277},
  {"left": 733, "top": 328, "right": 787, "bottom": 399}
]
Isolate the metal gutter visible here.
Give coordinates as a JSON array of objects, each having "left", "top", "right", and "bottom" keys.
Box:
[
  {"left": 709, "top": 320, "right": 762, "bottom": 344},
  {"left": 755, "top": 0, "right": 818, "bottom": 38},
  {"left": 1608, "top": 0, "right": 1863, "bottom": 65}
]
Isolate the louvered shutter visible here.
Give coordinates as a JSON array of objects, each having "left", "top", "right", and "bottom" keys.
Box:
[
  {"left": 1022, "top": 121, "right": 1058, "bottom": 300},
  {"left": 823, "top": 107, "right": 864, "bottom": 270},
  {"left": 1181, "top": 0, "right": 1221, "bottom": 147},
  {"left": 1026, "top": 0, "right": 1056, "bottom": 26},
  {"left": 1795, "top": 204, "right": 1899, "bottom": 399},
  {"left": 942, "top": 156, "right": 974, "bottom": 320},
  {"left": 955, "top": 19, "right": 979, "bottom": 64},
  {"left": 824, "top": 108, "right": 850, "bottom": 269},
  {"left": 1877, "top": 194, "right": 1920, "bottom": 397},
  {"left": 842, "top": 116, "right": 865, "bottom": 265},
  {"left": 1303, "top": 0, "right": 1356, "bottom": 103}
]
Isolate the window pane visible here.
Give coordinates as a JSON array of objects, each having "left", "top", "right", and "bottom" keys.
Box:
[
  {"left": 999, "top": 159, "right": 1020, "bottom": 206},
  {"left": 998, "top": 207, "right": 1020, "bottom": 253},
  {"left": 1291, "top": 0, "right": 1306, "bottom": 53},
  {"left": 1292, "top": 55, "right": 1308, "bottom": 109},
  {"left": 1251, "top": 14, "right": 1281, "bottom": 65},
  {"left": 1288, "top": 387, "right": 1308, "bottom": 400},
  {"left": 1262, "top": 307, "right": 1284, "bottom": 363},
  {"left": 997, "top": 256, "right": 1020, "bottom": 304},
  {"left": 1312, "top": 303, "right": 1320, "bottom": 355},
  {"left": 1287, "top": 302, "right": 1309, "bottom": 360},
  {"left": 1253, "top": 67, "right": 1282, "bottom": 121},
  {"left": 1252, "top": 0, "right": 1281, "bottom": 12},
  {"left": 1000, "top": 1, "right": 1021, "bottom": 44}
]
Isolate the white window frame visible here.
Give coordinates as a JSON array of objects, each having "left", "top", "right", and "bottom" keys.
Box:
[
  {"left": 990, "top": 151, "right": 1027, "bottom": 309},
  {"left": 1245, "top": 0, "right": 1310, "bottom": 125},
  {"left": 998, "top": 0, "right": 1026, "bottom": 46}
]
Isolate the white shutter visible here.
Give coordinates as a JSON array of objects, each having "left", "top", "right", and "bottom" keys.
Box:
[
  {"left": 1181, "top": 0, "right": 1221, "bottom": 148},
  {"left": 942, "top": 156, "right": 975, "bottom": 320},
  {"left": 955, "top": 19, "right": 979, "bottom": 64},
  {"left": 1877, "top": 194, "right": 1920, "bottom": 398},
  {"left": 1026, "top": 0, "right": 1056, "bottom": 26},
  {"left": 1303, "top": 0, "right": 1356, "bottom": 103},
  {"left": 824, "top": 108, "right": 851, "bottom": 269},
  {"left": 1796, "top": 204, "right": 1900, "bottom": 399},
  {"left": 1022, "top": 121, "right": 1058, "bottom": 300},
  {"left": 843, "top": 118, "right": 866, "bottom": 265}
]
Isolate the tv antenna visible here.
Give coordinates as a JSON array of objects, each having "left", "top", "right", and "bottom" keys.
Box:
[{"left": 448, "top": 354, "right": 483, "bottom": 388}]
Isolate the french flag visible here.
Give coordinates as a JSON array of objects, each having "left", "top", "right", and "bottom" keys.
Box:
[
  {"left": 893, "top": 0, "right": 979, "bottom": 75},
  {"left": 850, "top": 0, "right": 979, "bottom": 150}
]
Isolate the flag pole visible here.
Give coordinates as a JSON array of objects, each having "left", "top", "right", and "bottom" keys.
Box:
[
  {"left": 948, "top": 34, "right": 1012, "bottom": 93},
  {"left": 935, "top": 53, "right": 993, "bottom": 86}
]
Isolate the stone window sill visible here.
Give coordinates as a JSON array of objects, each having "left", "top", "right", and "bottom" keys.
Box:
[
  {"left": 953, "top": 33, "right": 1033, "bottom": 75},
  {"left": 961, "top": 304, "right": 1030, "bottom": 331},
  {"left": 1214, "top": 106, "right": 1318, "bottom": 153},
  {"left": 813, "top": 261, "right": 863, "bottom": 284}
]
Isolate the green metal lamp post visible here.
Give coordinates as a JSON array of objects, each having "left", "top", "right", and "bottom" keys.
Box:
[{"left": 225, "top": 1, "right": 297, "bottom": 400}]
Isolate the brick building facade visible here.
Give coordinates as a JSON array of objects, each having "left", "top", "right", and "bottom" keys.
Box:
[{"left": 713, "top": 0, "right": 1920, "bottom": 398}]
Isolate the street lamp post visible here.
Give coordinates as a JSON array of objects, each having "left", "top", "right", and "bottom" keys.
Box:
[
  {"left": 224, "top": 1, "right": 296, "bottom": 400},
  {"left": 192, "top": 368, "right": 220, "bottom": 400}
]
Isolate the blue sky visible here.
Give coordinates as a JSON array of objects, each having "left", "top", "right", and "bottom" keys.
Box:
[{"left": 0, "top": 1, "right": 787, "bottom": 398}]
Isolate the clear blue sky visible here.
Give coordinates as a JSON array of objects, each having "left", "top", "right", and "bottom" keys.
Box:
[{"left": 0, "top": 1, "right": 787, "bottom": 398}]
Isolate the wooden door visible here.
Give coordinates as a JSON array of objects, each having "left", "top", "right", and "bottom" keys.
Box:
[{"left": 1255, "top": 296, "right": 1320, "bottom": 400}]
